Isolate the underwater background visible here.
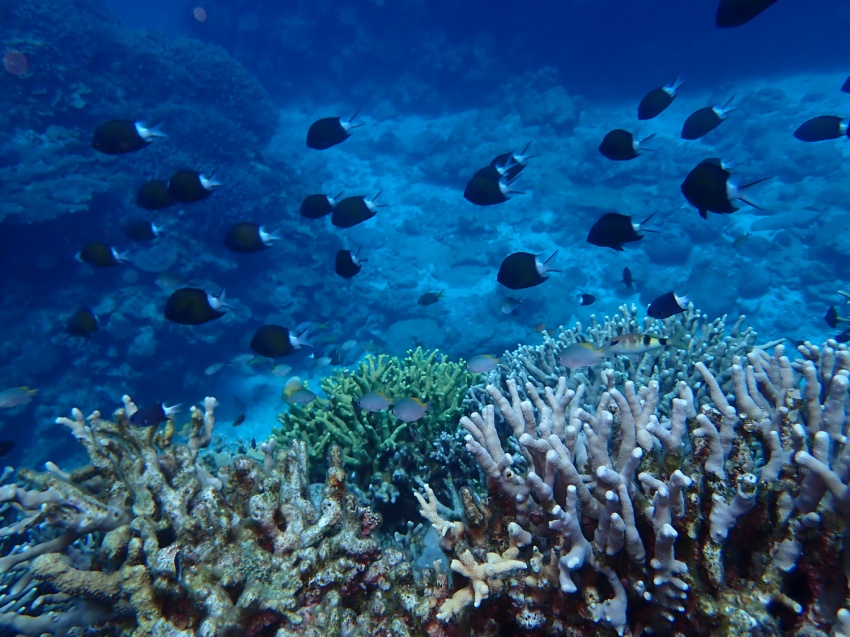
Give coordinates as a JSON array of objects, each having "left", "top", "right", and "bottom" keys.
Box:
[{"left": 2, "top": 0, "right": 850, "bottom": 635}]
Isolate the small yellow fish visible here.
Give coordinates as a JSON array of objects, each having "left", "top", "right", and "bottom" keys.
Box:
[{"left": 532, "top": 323, "right": 547, "bottom": 333}]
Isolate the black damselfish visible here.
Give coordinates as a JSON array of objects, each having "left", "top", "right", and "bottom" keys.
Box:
[
  {"left": 579, "top": 294, "right": 596, "bottom": 306},
  {"left": 125, "top": 220, "right": 162, "bottom": 242},
  {"left": 681, "top": 158, "right": 769, "bottom": 219},
  {"left": 598, "top": 130, "right": 654, "bottom": 161},
  {"left": 335, "top": 248, "right": 366, "bottom": 278},
  {"left": 497, "top": 251, "right": 559, "bottom": 290},
  {"left": 136, "top": 180, "right": 176, "bottom": 210},
  {"left": 66, "top": 309, "right": 98, "bottom": 338},
  {"left": 681, "top": 98, "right": 736, "bottom": 140},
  {"left": 715, "top": 0, "right": 779, "bottom": 28},
  {"left": 793, "top": 116, "right": 849, "bottom": 142},
  {"left": 638, "top": 77, "right": 684, "bottom": 120},
  {"left": 77, "top": 241, "right": 129, "bottom": 268},
  {"left": 167, "top": 171, "right": 220, "bottom": 204},
  {"left": 464, "top": 173, "right": 522, "bottom": 206},
  {"left": 332, "top": 192, "right": 382, "bottom": 228},
  {"left": 489, "top": 143, "right": 533, "bottom": 181},
  {"left": 164, "top": 288, "right": 227, "bottom": 325},
  {"left": 587, "top": 212, "right": 656, "bottom": 251},
  {"left": 648, "top": 291, "right": 689, "bottom": 320},
  {"left": 300, "top": 193, "right": 341, "bottom": 219},
  {"left": 130, "top": 403, "right": 181, "bottom": 428},
  {"left": 622, "top": 266, "right": 636, "bottom": 290},
  {"left": 250, "top": 325, "right": 313, "bottom": 357},
  {"left": 224, "top": 223, "right": 279, "bottom": 253},
  {"left": 306, "top": 111, "right": 362, "bottom": 150},
  {"left": 92, "top": 120, "right": 164, "bottom": 155}
]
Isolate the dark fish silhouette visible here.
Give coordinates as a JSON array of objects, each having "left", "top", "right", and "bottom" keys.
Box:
[
  {"left": 681, "top": 158, "right": 769, "bottom": 219},
  {"left": 250, "top": 325, "right": 313, "bottom": 357},
  {"left": 66, "top": 309, "right": 99, "bottom": 338},
  {"left": 587, "top": 212, "right": 656, "bottom": 251},
  {"left": 497, "top": 251, "right": 559, "bottom": 290},
  {"left": 136, "top": 180, "right": 176, "bottom": 210},
  {"left": 648, "top": 291, "right": 689, "bottom": 320},
  {"left": 418, "top": 290, "right": 445, "bottom": 305},
  {"left": 331, "top": 192, "right": 382, "bottom": 228},
  {"left": 164, "top": 288, "right": 227, "bottom": 325},
  {"left": 825, "top": 306, "right": 848, "bottom": 329},
  {"left": 716, "top": 0, "right": 779, "bottom": 28},
  {"left": 793, "top": 116, "right": 849, "bottom": 142},
  {"left": 300, "top": 193, "right": 341, "bottom": 219},
  {"left": 224, "top": 223, "right": 279, "bottom": 253},
  {"left": 232, "top": 414, "right": 246, "bottom": 428},
  {"left": 464, "top": 173, "right": 522, "bottom": 205},
  {"left": 842, "top": 77, "right": 850, "bottom": 94},
  {"left": 638, "top": 77, "right": 684, "bottom": 120},
  {"left": 167, "top": 171, "right": 220, "bottom": 203},
  {"left": 306, "top": 111, "right": 362, "bottom": 150},
  {"left": 92, "top": 120, "right": 164, "bottom": 154},
  {"left": 130, "top": 402, "right": 181, "bottom": 427},
  {"left": 489, "top": 143, "right": 533, "bottom": 181},
  {"left": 579, "top": 294, "right": 596, "bottom": 306},
  {"left": 622, "top": 266, "right": 636, "bottom": 290},
  {"left": 125, "top": 220, "right": 162, "bottom": 242},
  {"left": 77, "top": 241, "right": 129, "bottom": 267},
  {"left": 0, "top": 441, "right": 14, "bottom": 457},
  {"left": 598, "top": 130, "right": 655, "bottom": 161},
  {"left": 681, "top": 98, "right": 736, "bottom": 140},
  {"left": 335, "top": 248, "right": 366, "bottom": 278}
]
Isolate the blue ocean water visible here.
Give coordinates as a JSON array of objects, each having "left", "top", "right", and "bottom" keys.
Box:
[{"left": 0, "top": 0, "right": 848, "bottom": 472}]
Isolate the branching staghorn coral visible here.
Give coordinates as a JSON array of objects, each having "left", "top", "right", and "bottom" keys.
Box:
[
  {"left": 0, "top": 395, "right": 439, "bottom": 637},
  {"left": 421, "top": 339, "right": 850, "bottom": 636},
  {"left": 466, "top": 304, "right": 780, "bottom": 418},
  {"left": 274, "top": 347, "right": 476, "bottom": 510}
]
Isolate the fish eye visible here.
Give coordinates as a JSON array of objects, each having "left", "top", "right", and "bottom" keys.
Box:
[{"left": 611, "top": 339, "right": 619, "bottom": 345}]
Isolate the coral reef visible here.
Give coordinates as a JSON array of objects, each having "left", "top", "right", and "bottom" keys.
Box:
[
  {"left": 0, "top": 0, "right": 281, "bottom": 223},
  {"left": 467, "top": 304, "right": 781, "bottom": 418},
  {"left": 274, "top": 347, "right": 476, "bottom": 517},
  {"left": 0, "top": 395, "right": 438, "bottom": 636},
  {"left": 419, "top": 338, "right": 850, "bottom": 635}
]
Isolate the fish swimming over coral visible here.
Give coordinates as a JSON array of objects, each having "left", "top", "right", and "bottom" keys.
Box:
[
  {"left": 77, "top": 241, "right": 130, "bottom": 268},
  {"left": 587, "top": 212, "right": 656, "bottom": 251},
  {"left": 66, "top": 309, "right": 99, "bottom": 338},
  {"left": 497, "top": 251, "right": 559, "bottom": 290},
  {"left": 598, "top": 129, "right": 655, "bottom": 161},
  {"left": 167, "top": 170, "right": 219, "bottom": 203},
  {"left": 300, "top": 192, "right": 341, "bottom": 219},
  {"left": 681, "top": 97, "right": 736, "bottom": 139},
  {"left": 164, "top": 288, "right": 228, "bottom": 325},
  {"left": 335, "top": 248, "right": 366, "bottom": 278},
  {"left": 637, "top": 76, "right": 684, "bottom": 120},
  {"left": 306, "top": 111, "right": 362, "bottom": 149},
  {"left": 681, "top": 158, "right": 769, "bottom": 219},
  {"left": 250, "top": 325, "right": 313, "bottom": 357},
  {"left": 224, "top": 223, "right": 279, "bottom": 253},
  {"left": 331, "top": 192, "right": 382, "bottom": 228},
  {"left": 92, "top": 119, "right": 165, "bottom": 154}
]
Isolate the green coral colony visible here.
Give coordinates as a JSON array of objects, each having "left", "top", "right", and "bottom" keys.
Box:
[{"left": 1, "top": 313, "right": 850, "bottom": 636}]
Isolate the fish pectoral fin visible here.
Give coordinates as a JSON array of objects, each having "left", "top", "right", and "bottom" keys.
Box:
[{"left": 699, "top": 209, "right": 708, "bottom": 220}]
